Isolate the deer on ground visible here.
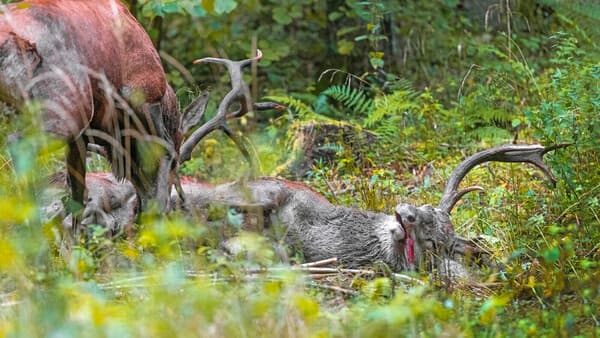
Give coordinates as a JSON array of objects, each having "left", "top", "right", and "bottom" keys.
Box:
[{"left": 200, "top": 144, "right": 566, "bottom": 275}]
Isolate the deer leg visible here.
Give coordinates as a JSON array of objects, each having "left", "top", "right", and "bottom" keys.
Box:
[
  {"left": 155, "top": 152, "right": 173, "bottom": 212},
  {"left": 143, "top": 102, "right": 173, "bottom": 212},
  {"left": 66, "top": 137, "right": 87, "bottom": 237}
]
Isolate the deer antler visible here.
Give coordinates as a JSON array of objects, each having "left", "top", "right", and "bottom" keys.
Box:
[
  {"left": 179, "top": 49, "right": 284, "bottom": 170},
  {"left": 438, "top": 143, "right": 570, "bottom": 214}
]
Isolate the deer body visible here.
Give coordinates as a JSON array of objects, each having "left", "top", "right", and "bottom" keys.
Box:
[
  {"left": 0, "top": 0, "right": 180, "bottom": 218},
  {"left": 180, "top": 178, "right": 418, "bottom": 271},
  {"left": 278, "top": 189, "right": 410, "bottom": 270}
]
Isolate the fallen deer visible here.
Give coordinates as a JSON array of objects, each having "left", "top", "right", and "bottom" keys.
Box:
[
  {"left": 42, "top": 172, "right": 137, "bottom": 238},
  {"left": 201, "top": 144, "right": 566, "bottom": 273}
]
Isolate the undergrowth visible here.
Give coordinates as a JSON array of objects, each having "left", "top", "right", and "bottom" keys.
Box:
[{"left": 0, "top": 2, "right": 599, "bottom": 337}]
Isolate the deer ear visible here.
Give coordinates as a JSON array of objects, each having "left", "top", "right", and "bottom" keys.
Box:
[{"left": 180, "top": 91, "right": 209, "bottom": 135}]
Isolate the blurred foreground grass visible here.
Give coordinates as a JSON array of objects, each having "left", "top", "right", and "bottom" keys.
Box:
[{"left": 0, "top": 118, "right": 597, "bottom": 337}]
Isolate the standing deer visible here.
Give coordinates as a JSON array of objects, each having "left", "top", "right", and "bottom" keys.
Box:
[
  {"left": 38, "top": 47, "right": 281, "bottom": 240},
  {"left": 0, "top": 0, "right": 211, "bottom": 233}
]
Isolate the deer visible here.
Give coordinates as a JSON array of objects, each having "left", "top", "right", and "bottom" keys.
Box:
[
  {"left": 37, "top": 44, "right": 283, "bottom": 242},
  {"left": 194, "top": 144, "right": 567, "bottom": 274},
  {"left": 0, "top": 0, "right": 217, "bottom": 236}
]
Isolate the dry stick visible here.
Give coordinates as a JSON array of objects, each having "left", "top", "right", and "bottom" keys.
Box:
[
  {"left": 241, "top": 266, "right": 424, "bottom": 285},
  {"left": 308, "top": 274, "right": 339, "bottom": 280},
  {"left": 392, "top": 273, "right": 426, "bottom": 286},
  {"left": 290, "top": 267, "right": 373, "bottom": 275},
  {"left": 299, "top": 257, "right": 338, "bottom": 268},
  {"left": 307, "top": 282, "right": 357, "bottom": 296}
]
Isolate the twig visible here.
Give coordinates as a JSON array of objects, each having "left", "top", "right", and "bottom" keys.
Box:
[
  {"left": 299, "top": 257, "right": 338, "bottom": 268},
  {"left": 307, "top": 282, "right": 357, "bottom": 296},
  {"left": 392, "top": 273, "right": 426, "bottom": 286},
  {"left": 292, "top": 267, "right": 375, "bottom": 275},
  {"left": 308, "top": 273, "right": 339, "bottom": 280}
]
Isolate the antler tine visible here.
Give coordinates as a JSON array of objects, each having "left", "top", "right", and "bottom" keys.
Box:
[
  {"left": 240, "top": 48, "right": 263, "bottom": 67},
  {"left": 227, "top": 101, "right": 287, "bottom": 119},
  {"left": 180, "top": 50, "right": 262, "bottom": 164},
  {"left": 442, "top": 186, "right": 485, "bottom": 212},
  {"left": 438, "top": 143, "right": 570, "bottom": 214},
  {"left": 192, "top": 49, "right": 262, "bottom": 68}
]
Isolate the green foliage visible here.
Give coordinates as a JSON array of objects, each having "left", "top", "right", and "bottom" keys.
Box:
[
  {"left": 263, "top": 95, "right": 324, "bottom": 121},
  {"left": 2, "top": 1, "right": 600, "bottom": 337},
  {"left": 322, "top": 84, "right": 374, "bottom": 117},
  {"left": 136, "top": 0, "right": 238, "bottom": 19}
]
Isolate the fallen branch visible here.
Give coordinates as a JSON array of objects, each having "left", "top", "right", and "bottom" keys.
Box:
[
  {"left": 392, "top": 273, "right": 427, "bottom": 286},
  {"left": 307, "top": 282, "right": 357, "bottom": 296},
  {"left": 299, "top": 257, "right": 338, "bottom": 268}
]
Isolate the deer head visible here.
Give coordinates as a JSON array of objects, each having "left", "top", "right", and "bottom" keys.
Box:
[{"left": 393, "top": 143, "right": 570, "bottom": 271}]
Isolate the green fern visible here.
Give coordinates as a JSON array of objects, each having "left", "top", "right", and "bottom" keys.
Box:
[
  {"left": 364, "top": 89, "right": 419, "bottom": 128},
  {"left": 322, "top": 85, "right": 374, "bottom": 116},
  {"left": 264, "top": 95, "right": 327, "bottom": 121}
]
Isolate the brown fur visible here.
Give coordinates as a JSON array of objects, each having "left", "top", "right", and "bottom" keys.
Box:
[
  {"left": 260, "top": 177, "right": 330, "bottom": 204},
  {"left": 0, "top": 0, "right": 181, "bottom": 217}
]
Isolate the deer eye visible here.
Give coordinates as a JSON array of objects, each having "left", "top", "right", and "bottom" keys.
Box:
[{"left": 109, "top": 195, "right": 121, "bottom": 210}]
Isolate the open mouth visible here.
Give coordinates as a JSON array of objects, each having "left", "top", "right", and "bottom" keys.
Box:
[{"left": 394, "top": 215, "right": 415, "bottom": 264}]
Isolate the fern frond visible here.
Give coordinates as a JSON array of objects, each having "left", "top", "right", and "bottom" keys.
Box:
[
  {"left": 264, "top": 95, "right": 329, "bottom": 121},
  {"left": 317, "top": 143, "right": 344, "bottom": 153},
  {"left": 322, "top": 85, "right": 374, "bottom": 115},
  {"left": 365, "top": 90, "right": 419, "bottom": 128},
  {"left": 386, "top": 77, "right": 418, "bottom": 93}
]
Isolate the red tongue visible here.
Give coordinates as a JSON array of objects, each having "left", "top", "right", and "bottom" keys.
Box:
[{"left": 405, "top": 234, "right": 415, "bottom": 264}]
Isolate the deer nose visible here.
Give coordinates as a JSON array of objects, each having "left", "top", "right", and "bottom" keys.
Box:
[
  {"left": 391, "top": 227, "right": 404, "bottom": 242},
  {"left": 81, "top": 204, "right": 106, "bottom": 227}
]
